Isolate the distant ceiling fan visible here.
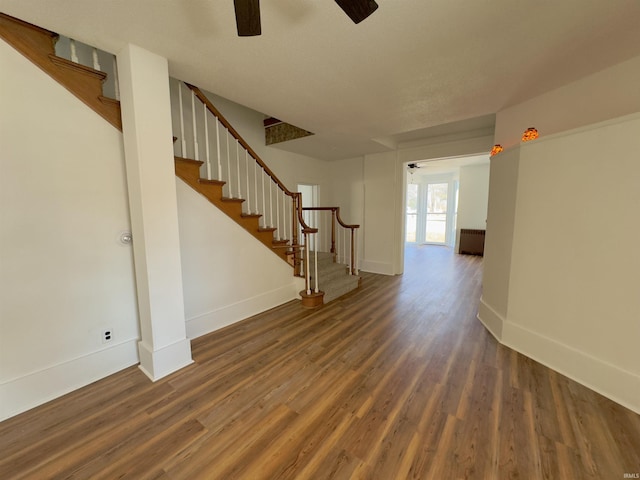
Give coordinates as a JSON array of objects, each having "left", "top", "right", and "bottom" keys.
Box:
[{"left": 233, "top": 0, "right": 379, "bottom": 36}]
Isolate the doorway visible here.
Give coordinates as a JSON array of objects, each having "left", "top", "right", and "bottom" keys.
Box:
[{"left": 405, "top": 172, "right": 458, "bottom": 247}]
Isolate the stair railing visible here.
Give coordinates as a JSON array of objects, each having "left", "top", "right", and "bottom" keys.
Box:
[
  {"left": 53, "top": 35, "right": 120, "bottom": 100},
  {"left": 302, "top": 207, "right": 359, "bottom": 276},
  {"left": 170, "top": 80, "right": 318, "bottom": 295}
]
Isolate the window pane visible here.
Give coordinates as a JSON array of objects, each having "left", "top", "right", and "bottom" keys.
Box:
[
  {"left": 425, "top": 216, "right": 446, "bottom": 243},
  {"left": 406, "top": 213, "right": 417, "bottom": 242},
  {"left": 427, "top": 183, "right": 448, "bottom": 214},
  {"left": 406, "top": 184, "right": 418, "bottom": 213}
]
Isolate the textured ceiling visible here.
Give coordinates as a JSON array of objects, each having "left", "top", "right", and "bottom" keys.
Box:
[{"left": 2, "top": 0, "right": 640, "bottom": 160}]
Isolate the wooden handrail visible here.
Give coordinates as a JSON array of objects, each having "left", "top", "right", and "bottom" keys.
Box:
[
  {"left": 302, "top": 206, "right": 359, "bottom": 275},
  {"left": 302, "top": 206, "right": 360, "bottom": 229},
  {"left": 184, "top": 81, "right": 319, "bottom": 287},
  {"left": 186, "top": 84, "right": 293, "bottom": 196},
  {"left": 185, "top": 83, "right": 316, "bottom": 237}
]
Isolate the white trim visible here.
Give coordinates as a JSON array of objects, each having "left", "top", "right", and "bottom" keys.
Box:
[
  {"left": 0, "top": 340, "right": 139, "bottom": 421},
  {"left": 185, "top": 280, "right": 303, "bottom": 339},
  {"left": 477, "top": 297, "right": 504, "bottom": 340},
  {"left": 501, "top": 321, "right": 640, "bottom": 414},
  {"left": 360, "top": 260, "right": 395, "bottom": 275},
  {"left": 495, "top": 111, "right": 640, "bottom": 157},
  {"left": 137, "top": 338, "right": 193, "bottom": 381}
]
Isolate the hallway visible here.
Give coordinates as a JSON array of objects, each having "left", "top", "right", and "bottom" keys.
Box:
[{"left": 1, "top": 246, "right": 638, "bottom": 478}]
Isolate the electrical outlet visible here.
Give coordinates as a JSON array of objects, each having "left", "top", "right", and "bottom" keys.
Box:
[{"left": 102, "top": 329, "right": 113, "bottom": 343}]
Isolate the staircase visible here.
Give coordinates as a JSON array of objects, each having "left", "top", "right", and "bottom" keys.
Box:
[
  {"left": 311, "top": 252, "right": 361, "bottom": 303},
  {"left": 170, "top": 81, "right": 362, "bottom": 306},
  {"left": 1, "top": 12, "right": 362, "bottom": 306},
  {"left": 0, "top": 13, "right": 121, "bottom": 130}
]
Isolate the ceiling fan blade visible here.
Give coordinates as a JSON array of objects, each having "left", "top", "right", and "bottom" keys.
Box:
[
  {"left": 334, "top": 0, "right": 378, "bottom": 24},
  {"left": 234, "top": 0, "right": 261, "bottom": 36}
]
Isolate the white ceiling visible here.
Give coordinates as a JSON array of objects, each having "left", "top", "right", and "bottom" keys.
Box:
[{"left": 3, "top": 0, "right": 640, "bottom": 160}]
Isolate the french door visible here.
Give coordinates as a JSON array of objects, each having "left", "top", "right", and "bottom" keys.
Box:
[{"left": 406, "top": 176, "right": 457, "bottom": 246}]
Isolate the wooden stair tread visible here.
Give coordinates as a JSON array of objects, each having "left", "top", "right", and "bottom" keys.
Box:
[
  {"left": 258, "top": 227, "right": 277, "bottom": 232},
  {"left": 221, "top": 197, "right": 245, "bottom": 204},
  {"left": 272, "top": 239, "right": 289, "bottom": 245},
  {"left": 241, "top": 213, "right": 262, "bottom": 218},
  {"left": 200, "top": 178, "right": 225, "bottom": 186},
  {"left": 175, "top": 156, "right": 204, "bottom": 166}
]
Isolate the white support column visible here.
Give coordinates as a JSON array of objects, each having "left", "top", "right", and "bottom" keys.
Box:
[{"left": 117, "top": 44, "right": 193, "bottom": 381}]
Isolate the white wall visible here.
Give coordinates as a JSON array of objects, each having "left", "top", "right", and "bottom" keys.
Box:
[
  {"left": 0, "top": 40, "right": 139, "bottom": 420},
  {"left": 494, "top": 55, "right": 640, "bottom": 149},
  {"left": 456, "top": 163, "right": 490, "bottom": 252},
  {"left": 176, "top": 180, "right": 302, "bottom": 338},
  {"left": 361, "top": 152, "right": 402, "bottom": 275},
  {"left": 480, "top": 113, "right": 640, "bottom": 413}
]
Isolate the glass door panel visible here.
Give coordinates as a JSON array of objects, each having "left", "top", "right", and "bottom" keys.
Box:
[
  {"left": 405, "top": 183, "right": 418, "bottom": 242},
  {"left": 425, "top": 183, "right": 448, "bottom": 244}
]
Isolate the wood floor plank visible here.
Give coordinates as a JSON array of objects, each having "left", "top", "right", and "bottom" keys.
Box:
[{"left": 1, "top": 245, "right": 638, "bottom": 479}]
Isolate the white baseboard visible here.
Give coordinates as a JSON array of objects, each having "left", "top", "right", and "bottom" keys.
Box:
[
  {"left": 478, "top": 298, "right": 639, "bottom": 414},
  {"left": 0, "top": 340, "right": 139, "bottom": 421},
  {"left": 502, "top": 322, "right": 640, "bottom": 414},
  {"left": 186, "top": 282, "right": 301, "bottom": 339},
  {"left": 137, "top": 338, "right": 193, "bottom": 381},
  {"left": 477, "top": 296, "right": 505, "bottom": 340},
  {"left": 360, "top": 260, "right": 395, "bottom": 275}
]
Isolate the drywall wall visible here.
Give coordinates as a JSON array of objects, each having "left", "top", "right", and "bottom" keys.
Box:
[
  {"left": 480, "top": 113, "right": 640, "bottom": 413},
  {"left": 360, "top": 151, "right": 401, "bottom": 274},
  {"left": 507, "top": 113, "right": 640, "bottom": 412},
  {"left": 0, "top": 40, "right": 139, "bottom": 420},
  {"left": 176, "top": 180, "right": 303, "bottom": 338},
  {"left": 478, "top": 148, "right": 520, "bottom": 339},
  {"left": 494, "top": 54, "right": 640, "bottom": 149},
  {"left": 456, "top": 163, "right": 490, "bottom": 252},
  {"left": 327, "top": 156, "right": 366, "bottom": 267}
]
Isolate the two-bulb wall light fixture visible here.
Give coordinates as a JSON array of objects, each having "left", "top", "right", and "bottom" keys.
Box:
[{"left": 491, "top": 127, "right": 540, "bottom": 156}]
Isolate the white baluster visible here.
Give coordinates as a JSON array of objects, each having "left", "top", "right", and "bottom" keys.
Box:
[
  {"left": 245, "top": 151, "right": 251, "bottom": 214},
  {"left": 305, "top": 236, "right": 311, "bottom": 295},
  {"left": 344, "top": 229, "right": 347, "bottom": 265},
  {"left": 269, "top": 178, "right": 273, "bottom": 228},
  {"left": 354, "top": 229, "right": 359, "bottom": 275},
  {"left": 348, "top": 229, "right": 352, "bottom": 275},
  {"left": 92, "top": 48, "right": 101, "bottom": 70},
  {"left": 281, "top": 190, "right": 287, "bottom": 241},
  {"left": 254, "top": 161, "right": 259, "bottom": 217},
  {"left": 178, "top": 85, "right": 186, "bottom": 157},
  {"left": 261, "top": 169, "right": 266, "bottom": 227},
  {"left": 236, "top": 141, "right": 241, "bottom": 203},
  {"left": 204, "top": 103, "right": 211, "bottom": 180},
  {"left": 215, "top": 119, "right": 221, "bottom": 180},
  {"left": 226, "top": 131, "right": 232, "bottom": 197},
  {"left": 314, "top": 213, "right": 319, "bottom": 293},
  {"left": 112, "top": 57, "right": 120, "bottom": 100},
  {"left": 191, "top": 91, "right": 199, "bottom": 161},
  {"left": 70, "top": 39, "right": 79, "bottom": 63},
  {"left": 275, "top": 183, "right": 280, "bottom": 240}
]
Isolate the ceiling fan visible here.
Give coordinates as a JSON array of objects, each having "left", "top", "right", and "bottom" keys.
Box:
[{"left": 233, "top": 0, "right": 379, "bottom": 36}]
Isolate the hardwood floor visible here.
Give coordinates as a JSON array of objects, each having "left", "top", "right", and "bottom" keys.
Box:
[{"left": 1, "top": 245, "right": 639, "bottom": 479}]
